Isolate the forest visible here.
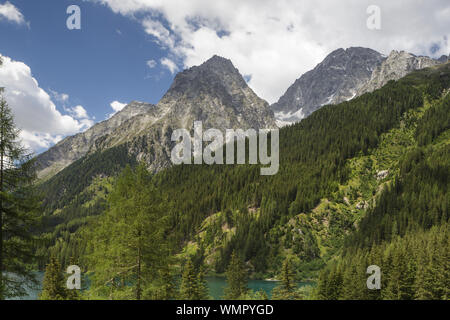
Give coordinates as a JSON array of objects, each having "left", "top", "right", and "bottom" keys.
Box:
[{"left": 0, "top": 58, "right": 449, "bottom": 300}]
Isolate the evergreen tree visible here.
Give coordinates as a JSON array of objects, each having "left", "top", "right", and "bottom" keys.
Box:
[
  {"left": 86, "top": 164, "right": 170, "bottom": 300},
  {"left": 224, "top": 251, "right": 248, "bottom": 299},
  {"left": 180, "top": 259, "right": 198, "bottom": 300},
  {"left": 39, "top": 257, "right": 68, "bottom": 300},
  {"left": 0, "top": 90, "right": 41, "bottom": 300},
  {"left": 271, "top": 257, "right": 302, "bottom": 300},
  {"left": 179, "top": 258, "right": 209, "bottom": 300},
  {"left": 196, "top": 266, "right": 210, "bottom": 300},
  {"left": 152, "top": 266, "right": 178, "bottom": 300}
]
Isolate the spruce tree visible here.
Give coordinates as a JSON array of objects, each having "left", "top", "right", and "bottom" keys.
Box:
[
  {"left": 196, "top": 266, "right": 210, "bottom": 300},
  {"left": 39, "top": 257, "right": 67, "bottom": 300},
  {"left": 272, "top": 257, "right": 301, "bottom": 300},
  {"left": 0, "top": 89, "right": 41, "bottom": 300},
  {"left": 180, "top": 259, "right": 198, "bottom": 300},
  {"left": 223, "top": 251, "right": 248, "bottom": 299}
]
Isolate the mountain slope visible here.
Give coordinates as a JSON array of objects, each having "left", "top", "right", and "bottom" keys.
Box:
[
  {"left": 37, "top": 61, "right": 450, "bottom": 281},
  {"left": 272, "top": 48, "right": 447, "bottom": 125},
  {"left": 36, "top": 55, "right": 276, "bottom": 179},
  {"left": 357, "top": 50, "right": 442, "bottom": 95},
  {"left": 35, "top": 102, "right": 155, "bottom": 180},
  {"left": 271, "top": 47, "right": 385, "bottom": 124}
]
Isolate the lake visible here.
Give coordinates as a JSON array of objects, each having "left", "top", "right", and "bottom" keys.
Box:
[{"left": 8, "top": 272, "right": 313, "bottom": 300}]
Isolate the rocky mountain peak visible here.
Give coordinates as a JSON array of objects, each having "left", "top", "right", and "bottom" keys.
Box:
[
  {"left": 271, "top": 47, "right": 385, "bottom": 124},
  {"left": 161, "top": 55, "right": 247, "bottom": 102},
  {"left": 357, "top": 50, "right": 441, "bottom": 95},
  {"left": 437, "top": 54, "right": 449, "bottom": 63}
]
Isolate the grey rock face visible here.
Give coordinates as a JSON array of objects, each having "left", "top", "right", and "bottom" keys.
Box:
[
  {"left": 271, "top": 47, "right": 385, "bottom": 124},
  {"left": 357, "top": 50, "right": 442, "bottom": 95},
  {"left": 437, "top": 55, "right": 449, "bottom": 63},
  {"left": 35, "top": 102, "right": 155, "bottom": 180},
  {"left": 95, "top": 55, "right": 277, "bottom": 173},
  {"left": 36, "top": 55, "right": 276, "bottom": 178}
]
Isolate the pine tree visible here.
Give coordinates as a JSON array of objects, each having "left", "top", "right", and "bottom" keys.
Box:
[
  {"left": 39, "top": 257, "right": 68, "bottom": 300},
  {"left": 0, "top": 90, "right": 41, "bottom": 300},
  {"left": 179, "top": 258, "right": 209, "bottom": 300},
  {"left": 224, "top": 251, "right": 248, "bottom": 299},
  {"left": 153, "top": 266, "right": 177, "bottom": 300},
  {"left": 271, "top": 257, "right": 302, "bottom": 300},
  {"left": 180, "top": 259, "right": 198, "bottom": 300},
  {"left": 86, "top": 164, "right": 170, "bottom": 300}
]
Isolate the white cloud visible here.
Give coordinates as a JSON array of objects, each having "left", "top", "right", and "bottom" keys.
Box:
[
  {"left": 110, "top": 100, "right": 127, "bottom": 112},
  {"left": 160, "top": 57, "right": 178, "bottom": 74},
  {"left": 50, "top": 90, "right": 69, "bottom": 104},
  {"left": 68, "top": 105, "right": 91, "bottom": 121},
  {"left": 0, "top": 1, "right": 27, "bottom": 26},
  {"left": 146, "top": 59, "right": 157, "bottom": 68},
  {"left": 0, "top": 55, "right": 93, "bottom": 152},
  {"left": 107, "top": 100, "right": 127, "bottom": 118},
  {"left": 93, "top": 0, "right": 450, "bottom": 103},
  {"left": 142, "top": 18, "right": 175, "bottom": 49}
]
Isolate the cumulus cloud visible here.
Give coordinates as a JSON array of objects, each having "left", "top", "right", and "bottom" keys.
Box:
[
  {"left": 146, "top": 59, "right": 157, "bottom": 68},
  {"left": 110, "top": 100, "right": 127, "bottom": 112},
  {"left": 107, "top": 100, "right": 127, "bottom": 118},
  {"left": 160, "top": 57, "right": 178, "bottom": 74},
  {"left": 0, "top": 55, "right": 94, "bottom": 152},
  {"left": 93, "top": 0, "right": 450, "bottom": 103},
  {"left": 0, "top": 1, "right": 27, "bottom": 26}
]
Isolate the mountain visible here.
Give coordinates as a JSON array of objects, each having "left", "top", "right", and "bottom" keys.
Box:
[
  {"left": 88, "top": 55, "right": 276, "bottom": 173},
  {"left": 37, "top": 61, "right": 450, "bottom": 291},
  {"left": 35, "top": 102, "right": 155, "bottom": 180},
  {"left": 271, "top": 47, "right": 385, "bottom": 124},
  {"left": 357, "top": 50, "right": 442, "bottom": 95},
  {"left": 272, "top": 48, "right": 448, "bottom": 125},
  {"left": 437, "top": 54, "right": 449, "bottom": 63},
  {"left": 35, "top": 55, "right": 276, "bottom": 179}
]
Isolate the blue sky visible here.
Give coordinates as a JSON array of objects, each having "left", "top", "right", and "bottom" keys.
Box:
[
  {"left": 0, "top": 0, "right": 448, "bottom": 153},
  {"left": 0, "top": 0, "right": 175, "bottom": 121}
]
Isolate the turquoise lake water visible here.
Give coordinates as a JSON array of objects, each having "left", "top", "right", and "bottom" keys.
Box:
[{"left": 8, "top": 273, "right": 313, "bottom": 300}]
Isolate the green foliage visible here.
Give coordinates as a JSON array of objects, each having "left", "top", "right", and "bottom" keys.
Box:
[
  {"left": 36, "top": 63, "right": 450, "bottom": 299},
  {"left": 315, "top": 223, "right": 449, "bottom": 300},
  {"left": 0, "top": 92, "right": 41, "bottom": 299},
  {"left": 271, "top": 257, "right": 304, "bottom": 300},
  {"left": 416, "top": 93, "right": 450, "bottom": 146},
  {"left": 85, "top": 163, "right": 171, "bottom": 300},
  {"left": 39, "top": 256, "right": 75, "bottom": 300},
  {"left": 180, "top": 258, "right": 209, "bottom": 300},
  {"left": 316, "top": 69, "right": 450, "bottom": 299},
  {"left": 223, "top": 251, "right": 248, "bottom": 299}
]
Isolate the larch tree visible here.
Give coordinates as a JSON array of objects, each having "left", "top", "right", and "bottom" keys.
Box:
[
  {"left": 0, "top": 81, "right": 41, "bottom": 300},
  {"left": 86, "top": 164, "right": 170, "bottom": 300}
]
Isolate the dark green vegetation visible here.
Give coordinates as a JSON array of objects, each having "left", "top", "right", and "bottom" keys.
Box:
[
  {"left": 316, "top": 80, "right": 450, "bottom": 299},
  {"left": 36, "top": 63, "right": 450, "bottom": 299},
  {"left": 39, "top": 256, "right": 80, "bottom": 300},
  {"left": 0, "top": 84, "right": 41, "bottom": 299}
]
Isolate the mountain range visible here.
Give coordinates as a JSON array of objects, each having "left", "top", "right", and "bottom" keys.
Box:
[
  {"left": 271, "top": 48, "right": 448, "bottom": 124},
  {"left": 35, "top": 55, "right": 275, "bottom": 179},
  {"left": 34, "top": 47, "right": 448, "bottom": 180}
]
